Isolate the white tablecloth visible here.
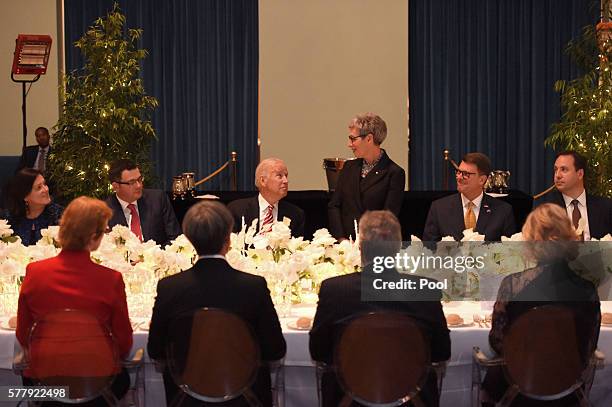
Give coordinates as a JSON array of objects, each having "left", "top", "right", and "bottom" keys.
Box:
[{"left": 0, "top": 302, "right": 611, "bottom": 406}]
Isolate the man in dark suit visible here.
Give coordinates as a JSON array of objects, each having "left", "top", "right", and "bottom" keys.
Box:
[
  {"left": 105, "top": 159, "right": 181, "bottom": 246},
  {"left": 227, "top": 157, "right": 304, "bottom": 236},
  {"left": 16, "top": 127, "right": 51, "bottom": 173},
  {"left": 310, "top": 210, "right": 451, "bottom": 407},
  {"left": 423, "top": 152, "right": 515, "bottom": 241},
  {"left": 328, "top": 112, "right": 405, "bottom": 240},
  {"left": 540, "top": 150, "right": 612, "bottom": 240},
  {"left": 148, "top": 200, "right": 286, "bottom": 406}
]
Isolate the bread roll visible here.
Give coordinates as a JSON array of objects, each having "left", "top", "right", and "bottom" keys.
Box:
[
  {"left": 8, "top": 316, "right": 17, "bottom": 329},
  {"left": 445, "top": 314, "right": 463, "bottom": 326},
  {"left": 296, "top": 317, "right": 312, "bottom": 329},
  {"left": 602, "top": 313, "right": 612, "bottom": 324}
]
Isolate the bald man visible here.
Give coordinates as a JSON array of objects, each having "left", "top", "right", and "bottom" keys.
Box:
[{"left": 227, "top": 158, "right": 305, "bottom": 237}]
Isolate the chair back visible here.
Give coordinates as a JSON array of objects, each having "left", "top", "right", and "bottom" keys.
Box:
[
  {"left": 166, "top": 308, "right": 261, "bottom": 403},
  {"left": 502, "top": 305, "right": 586, "bottom": 399},
  {"left": 334, "top": 312, "right": 430, "bottom": 406},
  {"left": 26, "top": 309, "right": 120, "bottom": 402}
]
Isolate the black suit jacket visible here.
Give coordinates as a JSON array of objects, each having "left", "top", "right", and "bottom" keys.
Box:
[
  {"left": 147, "top": 258, "right": 286, "bottom": 406},
  {"left": 422, "top": 193, "right": 516, "bottom": 242},
  {"left": 105, "top": 189, "right": 181, "bottom": 246},
  {"left": 309, "top": 269, "right": 451, "bottom": 407},
  {"left": 328, "top": 151, "right": 405, "bottom": 240},
  {"left": 540, "top": 190, "right": 612, "bottom": 240},
  {"left": 16, "top": 145, "right": 50, "bottom": 171},
  {"left": 227, "top": 196, "right": 305, "bottom": 237}
]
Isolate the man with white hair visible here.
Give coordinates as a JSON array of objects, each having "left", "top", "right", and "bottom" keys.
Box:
[{"left": 227, "top": 158, "right": 305, "bottom": 237}]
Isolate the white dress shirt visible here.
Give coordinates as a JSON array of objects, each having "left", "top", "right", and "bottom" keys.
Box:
[
  {"left": 116, "top": 195, "right": 141, "bottom": 225},
  {"left": 561, "top": 190, "right": 591, "bottom": 240}
]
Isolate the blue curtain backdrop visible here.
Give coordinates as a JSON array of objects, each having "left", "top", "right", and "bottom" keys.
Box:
[
  {"left": 409, "top": 0, "right": 598, "bottom": 193},
  {"left": 64, "top": 0, "right": 258, "bottom": 191}
]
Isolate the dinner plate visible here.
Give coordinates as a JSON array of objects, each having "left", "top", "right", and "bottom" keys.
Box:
[
  {"left": 287, "top": 320, "right": 311, "bottom": 331},
  {"left": 139, "top": 321, "right": 151, "bottom": 331},
  {"left": 487, "top": 193, "right": 508, "bottom": 198},
  {"left": 601, "top": 322, "right": 612, "bottom": 328},
  {"left": 0, "top": 318, "right": 16, "bottom": 331}
]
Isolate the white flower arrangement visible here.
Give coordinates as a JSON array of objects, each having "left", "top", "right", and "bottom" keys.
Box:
[{"left": 226, "top": 219, "right": 360, "bottom": 302}]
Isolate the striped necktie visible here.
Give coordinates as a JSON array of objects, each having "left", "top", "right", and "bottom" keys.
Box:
[{"left": 260, "top": 205, "right": 274, "bottom": 234}]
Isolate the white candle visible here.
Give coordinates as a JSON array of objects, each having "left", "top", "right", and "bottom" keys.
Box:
[{"left": 354, "top": 219, "right": 358, "bottom": 239}]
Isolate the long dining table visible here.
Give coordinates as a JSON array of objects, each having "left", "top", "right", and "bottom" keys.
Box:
[{"left": 0, "top": 301, "right": 611, "bottom": 406}]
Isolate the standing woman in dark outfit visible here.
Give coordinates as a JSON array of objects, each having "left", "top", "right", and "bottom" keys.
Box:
[
  {"left": 3, "top": 168, "right": 63, "bottom": 245},
  {"left": 328, "top": 112, "right": 405, "bottom": 240}
]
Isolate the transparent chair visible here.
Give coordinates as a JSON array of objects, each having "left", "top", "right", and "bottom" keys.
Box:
[
  {"left": 472, "top": 305, "right": 605, "bottom": 407},
  {"left": 13, "top": 309, "right": 144, "bottom": 406},
  {"left": 165, "top": 307, "right": 283, "bottom": 407},
  {"left": 317, "top": 312, "right": 446, "bottom": 407}
]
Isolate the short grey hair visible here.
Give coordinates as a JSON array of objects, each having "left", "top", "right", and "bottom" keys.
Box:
[
  {"left": 359, "top": 210, "right": 402, "bottom": 264},
  {"left": 182, "top": 201, "right": 234, "bottom": 255},
  {"left": 254, "top": 158, "right": 286, "bottom": 189},
  {"left": 348, "top": 113, "right": 387, "bottom": 145}
]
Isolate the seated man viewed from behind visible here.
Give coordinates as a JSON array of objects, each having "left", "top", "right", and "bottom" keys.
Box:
[
  {"left": 422, "top": 152, "right": 516, "bottom": 242},
  {"left": 105, "top": 159, "right": 181, "bottom": 246},
  {"left": 147, "top": 200, "right": 286, "bottom": 407},
  {"left": 310, "top": 210, "right": 451, "bottom": 407},
  {"left": 16, "top": 196, "right": 133, "bottom": 404},
  {"left": 227, "top": 157, "right": 304, "bottom": 237},
  {"left": 483, "top": 203, "right": 601, "bottom": 406}
]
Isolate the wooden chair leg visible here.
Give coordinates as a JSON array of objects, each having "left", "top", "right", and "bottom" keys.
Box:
[
  {"left": 169, "top": 391, "right": 187, "bottom": 407},
  {"left": 339, "top": 395, "right": 353, "bottom": 407},
  {"left": 411, "top": 394, "right": 427, "bottom": 407},
  {"left": 101, "top": 389, "right": 119, "bottom": 406},
  {"left": 243, "top": 389, "right": 263, "bottom": 407},
  {"left": 575, "top": 387, "right": 590, "bottom": 407},
  {"left": 496, "top": 384, "right": 519, "bottom": 407}
]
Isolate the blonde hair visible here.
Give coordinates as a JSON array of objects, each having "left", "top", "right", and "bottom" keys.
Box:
[
  {"left": 58, "top": 197, "right": 112, "bottom": 251},
  {"left": 522, "top": 203, "right": 577, "bottom": 261}
]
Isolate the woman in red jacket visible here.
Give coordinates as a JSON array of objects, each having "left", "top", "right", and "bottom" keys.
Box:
[{"left": 16, "top": 196, "right": 133, "bottom": 405}]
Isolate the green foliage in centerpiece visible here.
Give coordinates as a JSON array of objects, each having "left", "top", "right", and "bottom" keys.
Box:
[
  {"left": 546, "top": 6, "right": 612, "bottom": 198},
  {"left": 48, "top": 2, "right": 158, "bottom": 201}
]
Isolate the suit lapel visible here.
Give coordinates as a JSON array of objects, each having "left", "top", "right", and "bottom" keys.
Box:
[
  {"left": 248, "top": 197, "right": 261, "bottom": 232},
  {"left": 360, "top": 153, "right": 391, "bottom": 194},
  {"left": 585, "top": 193, "right": 601, "bottom": 238},
  {"left": 450, "top": 194, "right": 466, "bottom": 238},
  {"left": 346, "top": 161, "right": 364, "bottom": 213},
  {"left": 277, "top": 201, "right": 287, "bottom": 223},
  {"left": 137, "top": 193, "right": 149, "bottom": 240},
  {"left": 475, "top": 194, "right": 492, "bottom": 235},
  {"left": 109, "top": 195, "right": 128, "bottom": 227}
]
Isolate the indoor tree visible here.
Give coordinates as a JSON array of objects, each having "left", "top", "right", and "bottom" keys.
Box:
[
  {"left": 546, "top": 3, "right": 612, "bottom": 197},
  {"left": 48, "top": 3, "right": 158, "bottom": 201}
]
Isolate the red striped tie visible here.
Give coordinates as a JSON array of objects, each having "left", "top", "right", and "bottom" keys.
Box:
[{"left": 261, "top": 205, "right": 274, "bottom": 234}]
